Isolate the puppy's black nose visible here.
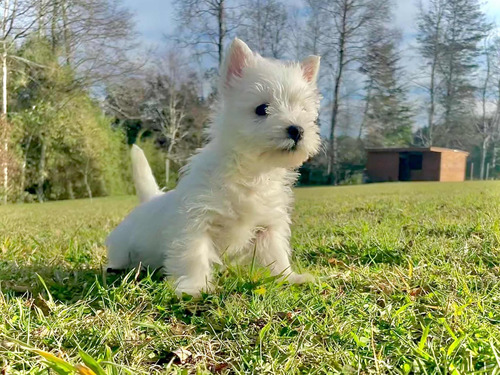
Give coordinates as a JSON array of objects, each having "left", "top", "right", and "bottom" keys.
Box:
[{"left": 287, "top": 125, "right": 304, "bottom": 144}]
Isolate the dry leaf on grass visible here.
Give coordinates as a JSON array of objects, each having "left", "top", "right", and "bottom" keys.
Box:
[{"left": 172, "top": 347, "right": 192, "bottom": 364}]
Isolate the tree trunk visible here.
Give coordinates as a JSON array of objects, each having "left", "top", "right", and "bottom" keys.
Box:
[
  {"left": 427, "top": 56, "right": 437, "bottom": 146},
  {"left": 327, "top": 79, "right": 340, "bottom": 184},
  {"left": 1, "top": 130, "right": 6, "bottom": 203},
  {"left": 494, "top": 80, "right": 500, "bottom": 170},
  {"left": 327, "top": 6, "right": 347, "bottom": 185},
  {"left": 83, "top": 158, "right": 92, "bottom": 200},
  {"left": 37, "top": 0, "right": 45, "bottom": 37},
  {"left": 37, "top": 137, "right": 46, "bottom": 202},
  {"left": 217, "top": 0, "right": 225, "bottom": 69},
  {"left": 479, "top": 41, "right": 491, "bottom": 180},
  {"left": 426, "top": 6, "right": 443, "bottom": 147},
  {"left": 51, "top": 0, "right": 58, "bottom": 52},
  {"left": 358, "top": 81, "right": 372, "bottom": 140},
  {"left": 1, "top": 0, "right": 8, "bottom": 204},
  {"left": 20, "top": 135, "right": 32, "bottom": 195},
  {"left": 443, "top": 64, "right": 454, "bottom": 147},
  {"left": 442, "top": 7, "right": 459, "bottom": 148},
  {"left": 165, "top": 157, "right": 170, "bottom": 186},
  {"left": 61, "top": 0, "right": 71, "bottom": 66},
  {"left": 479, "top": 136, "right": 489, "bottom": 180},
  {"left": 67, "top": 180, "right": 75, "bottom": 199}
]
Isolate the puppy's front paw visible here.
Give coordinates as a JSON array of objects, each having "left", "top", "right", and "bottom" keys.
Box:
[
  {"left": 175, "top": 276, "right": 211, "bottom": 298},
  {"left": 286, "top": 272, "right": 315, "bottom": 284}
]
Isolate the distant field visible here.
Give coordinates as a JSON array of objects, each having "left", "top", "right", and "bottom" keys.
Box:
[{"left": 1, "top": 182, "right": 500, "bottom": 373}]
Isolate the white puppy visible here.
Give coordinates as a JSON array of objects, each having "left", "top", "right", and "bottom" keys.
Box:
[{"left": 106, "top": 39, "right": 321, "bottom": 296}]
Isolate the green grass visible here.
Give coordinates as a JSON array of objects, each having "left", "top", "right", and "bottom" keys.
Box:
[{"left": 1, "top": 182, "right": 500, "bottom": 374}]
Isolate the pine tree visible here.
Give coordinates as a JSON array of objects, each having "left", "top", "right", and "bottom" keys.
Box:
[
  {"left": 416, "top": 0, "right": 446, "bottom": 146},
  {"left": 361, "top": 28, "right": 413, "bottom": 147},
  {"left": 427, "top": 0, "right": 490, "bottom": 148}
]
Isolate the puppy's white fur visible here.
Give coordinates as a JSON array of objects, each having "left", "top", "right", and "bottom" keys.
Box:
[{"left": 106, "top": 39, "right": 321, "bottom": 296}]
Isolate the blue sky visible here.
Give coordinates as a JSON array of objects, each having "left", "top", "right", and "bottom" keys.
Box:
[
  {"left": 124, "top": 0, "right": 174, "bottom": 46},
  {"left": 123, "top": 0, "right": 500, "bottom": 134},
  {"left": 124, "top": 0, "right": 500, "bottom": 47}
]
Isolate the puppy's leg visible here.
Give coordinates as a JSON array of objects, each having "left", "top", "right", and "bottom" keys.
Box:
[
  {"left": 170, "top": 233, "right": 217, "bottom": 297},
  {"left": 255, "top": 225, "right": 314, "bottom": 284}
]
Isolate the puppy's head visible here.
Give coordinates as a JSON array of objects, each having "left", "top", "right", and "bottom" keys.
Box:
[{"left": 213, "top": 38, "right": 321, "bottom": 169}]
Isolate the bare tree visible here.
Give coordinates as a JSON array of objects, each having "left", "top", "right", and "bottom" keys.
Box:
[
  {"left": 287, "top": 7, "right": 306, "bottom": 61},
  {"left": 104, "top": 49, "right": 209, "bottom": 187},
  {"left": 45, "top": 0, "right": 141, "bottom": 88},
  {"left": 312, "top": 0, "right": 390, "bottom": 184},
  {"left": 144, "top": 53, "right": 190, "bottom": 186},
  {"left": 416, "top": 0, "right": 446, "bottom": 147},
  {"left": 172, "top": 0, "right": 239, "bottom": 69},
  {"left": 237, "top": 0, "right": 289, "bottom": 59}
]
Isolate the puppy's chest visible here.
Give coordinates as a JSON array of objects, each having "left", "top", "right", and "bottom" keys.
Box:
[
  {"left": 209, "top": 183, "right": 287, "bottom": 247},
  {"left": 230, "top": 182, "right": 285, "bottom": 218}
]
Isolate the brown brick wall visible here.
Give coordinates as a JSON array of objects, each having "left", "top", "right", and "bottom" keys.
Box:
[
  {"left": 366, "top": 150, "right": 467, "bottom": 182},
  {"left": 410, "top": 152, "right": 441, "bottom": 181},
  {"left": 366, "top": 152, "right": 400, "bottom": 182},
  {"left": 439, "top": 151, "right": 468, "bottom": 181}
]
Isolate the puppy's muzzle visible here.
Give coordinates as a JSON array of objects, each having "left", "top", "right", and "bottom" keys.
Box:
[{"left": 287, "top": 125, "right": 304, "bottom": 144}]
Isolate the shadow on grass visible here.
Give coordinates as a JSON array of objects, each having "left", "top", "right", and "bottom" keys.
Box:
[
  {"left": 303, "top": 243, "right": 406, "bottom": 267},
  {"left": 0, "top": 262, "right": 163, "bottom": 303},
  {"left": 0, "top": 262, "right": 239, "bottom": 325},
  {"left": 0, "top": 260, "right": 319, "bottom": 335}
]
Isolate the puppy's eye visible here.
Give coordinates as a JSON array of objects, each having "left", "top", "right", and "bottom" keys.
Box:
[{"left": 255, "top": 103, "right": 269, "bottom": 117}]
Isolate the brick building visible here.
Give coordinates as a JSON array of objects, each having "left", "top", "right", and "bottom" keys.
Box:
[{"left": 365, "top": 147, "right": 469, "bottom": 182}]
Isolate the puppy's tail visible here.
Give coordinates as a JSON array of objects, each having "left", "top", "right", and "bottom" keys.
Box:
[{"left": 131, "top": 144, "right": 160, "bottom": 203}]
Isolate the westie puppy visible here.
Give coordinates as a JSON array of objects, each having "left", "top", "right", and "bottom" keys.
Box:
[{"left": 106, "top": 38, "right": 321, "bottom": 297}]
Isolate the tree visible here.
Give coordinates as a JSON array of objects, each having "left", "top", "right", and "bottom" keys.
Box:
[
  {"left": 308, "top": 0, "right": 391, "bottom": 184},
  {"left": 0, "top": 0, "right": 139, "bottom": 203},
  {"left": 0, "top": 0, "right": 52, "bottom": 203},
  {"left": 302, "top": 0, "right": 328, "bottom": 57},
  {"left": 10, "top": 36, "right": 132, "bottom": 201},
  {"left": 361, "top": 28, "right": 413, "bottom": 147},
  {"left": 416, "top": 0, "right": 446, "bottom": 147},
  {"left": 237, "top": 0, "right": 289, "bottom": 59},
  {"left": 437, "top": 0, "right": 490, "bottom": 148},
  {"left": 475, "top": 35, "right": 496, "bottom": 179},
  {"left": 104, "top": 51, "right": 210, "bottom": 189},
  {"left": 143, "top": 54, "right": 190, "bottom": 187},
  {"left": 172, "top": 0, "right": 236, "bottom": 69},
  {"left": 476, "top": 34, "right": 500, "bottom": 179},
  {"left": 490, "top": 36, "right": 500, "bottom": 175},
  {"left": 44, "top": 0, "right": 140, "bottom": 88}
]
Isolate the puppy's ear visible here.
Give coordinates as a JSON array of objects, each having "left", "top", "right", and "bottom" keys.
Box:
[
  {"left": 221, "top": 38, "right": 253, "bottom": 87},
  {"left": 301, "top": 56, "right": 321, "bottom": 83}
]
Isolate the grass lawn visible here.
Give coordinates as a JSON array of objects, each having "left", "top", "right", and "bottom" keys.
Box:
[{"left": 1, "top": 181, "right": 500, "bottom": 374}]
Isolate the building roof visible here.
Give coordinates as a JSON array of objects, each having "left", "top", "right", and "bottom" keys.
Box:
[{"left": 365, "top": 147, "right": 469, "bottom": 155}]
